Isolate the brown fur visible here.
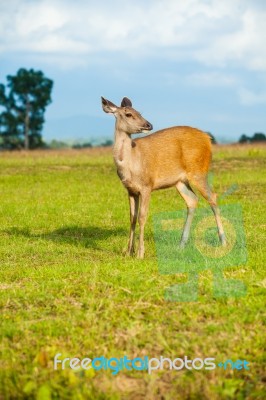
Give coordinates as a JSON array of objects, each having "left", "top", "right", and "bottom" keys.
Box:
[{"left": 133, "top": 127, "right": 211, "bottom": 190}]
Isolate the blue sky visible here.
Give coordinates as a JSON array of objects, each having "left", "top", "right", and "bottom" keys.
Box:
[{"left": 1, "top": 0, "right": 266, "bottom": 143}]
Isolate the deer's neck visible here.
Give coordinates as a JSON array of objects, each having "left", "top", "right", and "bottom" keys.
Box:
[
  {"left": 113, "top": 127, "right": 137, "bottom": 189},
  {"left": 113, "top": 128, "right": 132, "bottom": 166}
]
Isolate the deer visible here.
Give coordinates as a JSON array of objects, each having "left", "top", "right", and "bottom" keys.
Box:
[{"left": 101, "top": 96, "right": 226, "bottom": 259}]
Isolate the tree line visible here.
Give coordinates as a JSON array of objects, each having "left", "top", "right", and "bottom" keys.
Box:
[
  {"left": 238, "top": 133, "right": 266, "bottom": 143},
  {"left": 50, "top": 139, "right": 113, "bottom": 149},
  {"left": 0, "top": 68, "right": 265, "bottom": 150}
]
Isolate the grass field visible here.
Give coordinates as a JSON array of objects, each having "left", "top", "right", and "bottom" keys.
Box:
[{"left": 0, "top": 144, "right": 265, "bottom": 399}]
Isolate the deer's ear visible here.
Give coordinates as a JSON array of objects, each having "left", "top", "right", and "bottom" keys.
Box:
[
  {"left": 101, "top": 97, "right": 117, "bottom": 113},
  {"left": 121, "top": 97, "right": 132, "bottom": 107}
]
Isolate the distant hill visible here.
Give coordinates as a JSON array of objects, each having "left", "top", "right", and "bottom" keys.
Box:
[{"left": 43, "top": 114, "right": 114, "bottom": 143}]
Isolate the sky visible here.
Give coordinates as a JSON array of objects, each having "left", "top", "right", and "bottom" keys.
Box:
[{"left": 0, "top": 0, "right": 266, "bottom": 143}]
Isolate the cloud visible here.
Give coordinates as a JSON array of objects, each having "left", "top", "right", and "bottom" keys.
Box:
[
  {"left": 195, "top": 6, "right": 266, "bottom": 71},
  {"left": 0, "top": 0, "right": 266, "bottom": 71}
]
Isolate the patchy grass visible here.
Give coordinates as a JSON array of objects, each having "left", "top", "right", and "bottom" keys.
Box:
[{"left": 0, "top": 145, "right": 265, "bottom": 399}]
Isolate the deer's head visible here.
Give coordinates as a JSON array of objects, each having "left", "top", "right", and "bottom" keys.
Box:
[{"left": 101, "top": 96, "right": 153, "bottom": 135}]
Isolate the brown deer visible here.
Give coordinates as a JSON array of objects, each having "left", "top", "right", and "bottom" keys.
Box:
[{"left": 101, "top": 96, "right": 226, "bottom": 258}]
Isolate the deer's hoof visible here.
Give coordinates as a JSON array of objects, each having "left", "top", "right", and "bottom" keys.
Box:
[
  {"left": 123, "top": 248, "right": 135, "bottom": 257},
  {"left": 137, "top": 249, "right": 145, "bottom": 259},
  {"left": 179, "top": 241, "right": 187, "bottom": 249}
]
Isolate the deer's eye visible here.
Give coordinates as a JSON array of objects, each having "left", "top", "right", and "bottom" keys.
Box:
[{"left": 126, "top": 113, "right": 132, "bottom": 118}]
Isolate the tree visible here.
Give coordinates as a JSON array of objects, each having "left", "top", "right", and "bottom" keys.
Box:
[
  {"left": 0, "top": 68, "right": 53, "bottom": 150},
  {"left": 72, "top": 142, "right": 92, "bottom": 149},
  {"left": 49, "top": 139, "right": 69, "bottom": 149},
  {"left": 101, "top": 139, "right": 113, "bottom": 147},
  {"left": 239, "top": 134, "right": 249, "bottom": 144},
  {"left": 238, "top": 133, "right": 266, "bottom": 143},
  {"left": 206, "top": 132, "right": 217, "bottom": 144},
  {"left": 252, "top": 132, "right": 266, "bottom": 142}
]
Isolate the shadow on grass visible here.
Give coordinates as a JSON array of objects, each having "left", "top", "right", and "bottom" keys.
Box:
[{"left": 3, "top": 226, "right": 127, "bottom": 251}]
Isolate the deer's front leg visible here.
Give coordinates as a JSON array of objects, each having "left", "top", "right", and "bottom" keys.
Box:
[
  {"left": 137, "top": 190, "right": 151, "bottom": 259},
  {"left": 126, "top": 193, "right": 139, "bottom": 256}
]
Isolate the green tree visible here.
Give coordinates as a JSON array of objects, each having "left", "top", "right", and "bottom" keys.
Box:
[
  {"left": 0, "top": 68, "right": 53, "bottom": 150},
  {"left": 239, "top": 133, "right": 266, "bottom": 143},
  {"left": 239, "top": 134, "right": 250, "bottom": 143},
  {"left": 251, "top": 132, "right": 266, "bottom": 142},
  {"left": 206, "top": 132, "right": 217, "bottom": 144},
  {"left": 49, "top": 139, "right": 69, "bottom": 149}
]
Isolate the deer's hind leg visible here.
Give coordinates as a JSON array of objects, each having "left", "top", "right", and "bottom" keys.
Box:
[
  {"left": 176, "top": 181, "right": 198, "bottom": 248},
  {"left": 188, "top": 174, "right": 226, "bottom": 246}
]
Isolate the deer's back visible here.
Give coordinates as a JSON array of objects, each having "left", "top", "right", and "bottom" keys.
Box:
[{"left": 133, "top": 126, "right": 212, "bottom": 189}]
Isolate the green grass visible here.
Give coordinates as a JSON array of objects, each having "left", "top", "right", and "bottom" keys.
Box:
[{"left": 0, "top": 145, "right": 265, "bottom": 400}]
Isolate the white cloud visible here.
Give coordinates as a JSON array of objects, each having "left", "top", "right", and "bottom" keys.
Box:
[
  {"left": 195, "top": 7, "right": 266, "bottom": 71},
  {"left": 0, "top": 0, "right": 266, "bottom": 71}
]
